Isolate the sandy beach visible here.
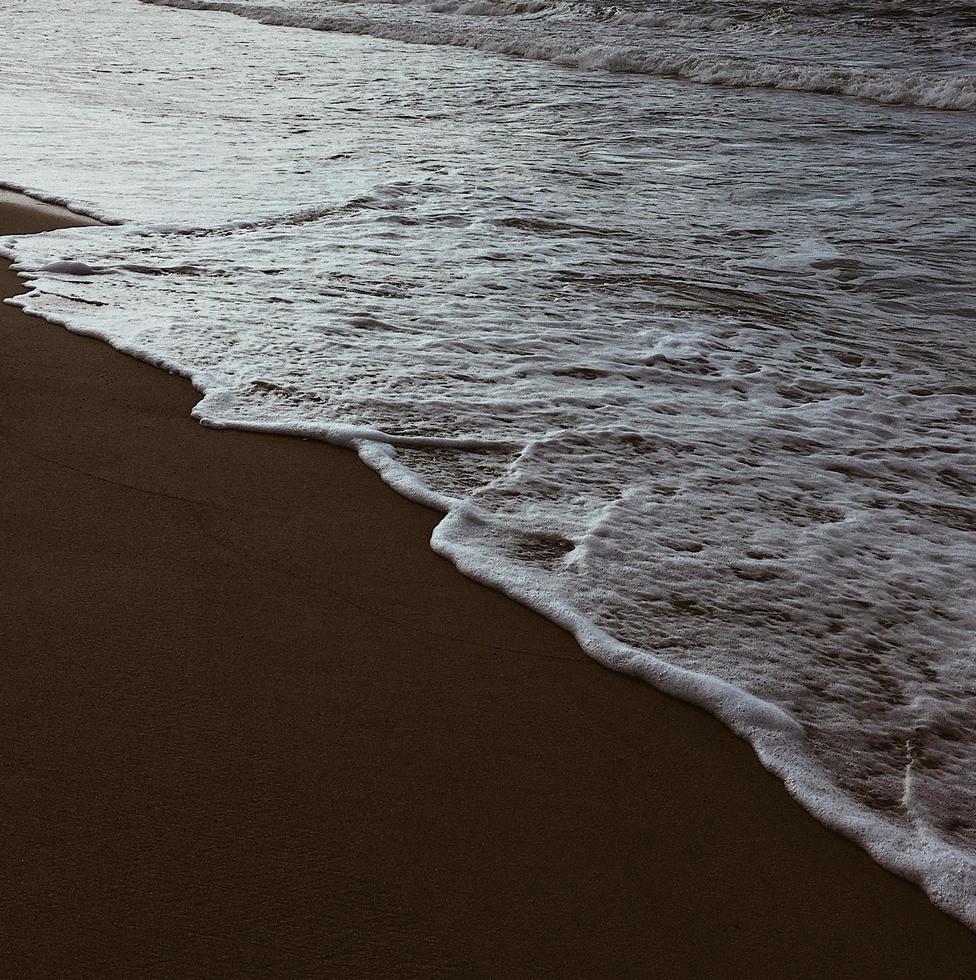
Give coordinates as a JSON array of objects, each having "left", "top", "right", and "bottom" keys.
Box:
[{"left": 2, "top": 193, "right": 975, "bottom": 978}]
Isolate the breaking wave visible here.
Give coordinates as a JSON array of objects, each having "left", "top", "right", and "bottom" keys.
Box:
[{"left": 141, "top": 0, "right": 976, "bottom": 110}]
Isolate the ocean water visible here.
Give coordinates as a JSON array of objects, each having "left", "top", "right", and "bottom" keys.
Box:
[{"left": 2, "top": 0, "right": 975, "bottom": 924}]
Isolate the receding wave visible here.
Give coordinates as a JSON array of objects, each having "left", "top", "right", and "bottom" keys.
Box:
[{"left": 141, "top": 0, "right": 976, "bottom": 110}]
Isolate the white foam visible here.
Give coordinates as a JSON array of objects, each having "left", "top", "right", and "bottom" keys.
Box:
[{"left": 2, "top": 0, "right": 976, "bottom": 930}]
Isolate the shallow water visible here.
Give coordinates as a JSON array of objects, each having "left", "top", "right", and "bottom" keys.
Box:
[
  {"left": 148, "top": 0, "right": 976, "bottom": 108},
  {"left": 2, "top": 0, "right": 975, "bottom": 926}
]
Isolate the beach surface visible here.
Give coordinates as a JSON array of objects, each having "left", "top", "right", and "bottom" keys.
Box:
[{"left": 2, "top": 193, "right": 975, "bottom": 978}]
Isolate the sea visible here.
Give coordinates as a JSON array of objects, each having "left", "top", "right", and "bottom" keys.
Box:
[{"left": 1, "top": 0, "right": 974, "bottom": 925}]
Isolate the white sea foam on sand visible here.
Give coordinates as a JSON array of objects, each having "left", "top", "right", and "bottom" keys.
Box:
[{"left": 2, "top": 0, "right": 975, "bottom": 927}]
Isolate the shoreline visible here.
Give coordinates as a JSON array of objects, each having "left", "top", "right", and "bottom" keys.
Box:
[{"left": 2, "top": 193, "right": 975, "bottom": 977}]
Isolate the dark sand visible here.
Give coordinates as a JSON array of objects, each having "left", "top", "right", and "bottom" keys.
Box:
[{"left": 2, "top": 194, "right": 975, "bottom": 979}]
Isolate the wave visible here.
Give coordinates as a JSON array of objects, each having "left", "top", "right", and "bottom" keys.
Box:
[
  {"left": 7, "top": 0, "right": 976, "bottom": 932},
  {"left": 140, "top": 0, "right": 976, "bottom": 110},
  {"left": 7, "top": 205, "right": 976, "bottom": 933},
  {"left": 427, "top": 0, "right": 556, "bottom": 16}
]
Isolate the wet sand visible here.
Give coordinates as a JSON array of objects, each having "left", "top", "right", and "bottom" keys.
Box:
[{"left": 1, "top": 193, "right": 975, "bottom": 978}]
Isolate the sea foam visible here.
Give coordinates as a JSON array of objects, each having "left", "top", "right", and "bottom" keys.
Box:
[{"left": 2, "top": 0, "right": 976, "bottom": 928}]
